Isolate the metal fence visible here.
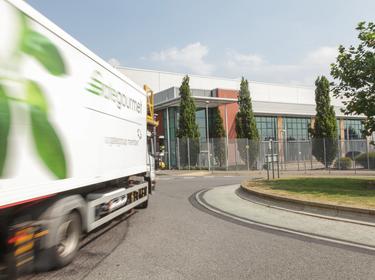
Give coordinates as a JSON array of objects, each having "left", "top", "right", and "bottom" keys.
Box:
[{"left": 162, "top": 138, "right": 375, "bottom": 172}]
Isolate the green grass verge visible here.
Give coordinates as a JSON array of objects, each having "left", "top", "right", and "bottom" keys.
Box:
[{"left": 247, "top": 177, "right": 375, "bottom": 209}]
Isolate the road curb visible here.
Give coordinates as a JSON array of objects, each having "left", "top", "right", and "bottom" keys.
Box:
[
  {"left": 193, "top": 188, "right": 375, "bottom": 254},
  {"left": 240, "top": 183, "right": 375, "bottom": 220}
]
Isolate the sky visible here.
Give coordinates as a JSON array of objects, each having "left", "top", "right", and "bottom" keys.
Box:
[{"left": 27, "top": 0, "right": 375, "bottom": 86}]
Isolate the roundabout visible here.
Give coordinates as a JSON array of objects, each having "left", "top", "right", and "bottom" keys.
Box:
[{"left": 194, "top": 184, "right": 375, "bottom": 253}]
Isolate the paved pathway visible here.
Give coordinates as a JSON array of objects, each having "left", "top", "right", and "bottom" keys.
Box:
[{"left": 199, "top": 185, "right": 375, "bottom": 250}]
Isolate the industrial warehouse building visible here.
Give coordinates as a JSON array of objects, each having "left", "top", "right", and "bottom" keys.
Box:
[{"left": 118, "top": 67, "right": 371, "bottom": 169}]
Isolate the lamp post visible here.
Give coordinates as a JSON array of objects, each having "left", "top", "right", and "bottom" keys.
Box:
[{"left": 205, "top": 101, "right": 210, "bottom": 171}]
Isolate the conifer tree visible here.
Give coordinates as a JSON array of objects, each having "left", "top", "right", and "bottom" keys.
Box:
[
  {"left": 310, "top": 76, "right": 338, "bottom": 167},
  {"left": 235, "top": 77, "right": 259, "bottom": 168},
  {"left": 210, "top": 107, "right": 226, "bottom": 167},
  {"left": 177, "top": 75, "right": 199, "bottom": 167},
  {"left": 177, "top": 75, "right": 199, "bottom": 139}
]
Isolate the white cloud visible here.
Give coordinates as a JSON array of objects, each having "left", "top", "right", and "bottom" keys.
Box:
[
  {"left": 223, "top": 46, "right": 338, "bottom": 85},
  {"left": 108, "top": 58, "right": 121, "bottom": 67},
  {"left": 144, "top": 44, "right": 338, "bottom": 85},
  {"left": 149, "top": 42, "right": 214, "bottom": 75},
  {"left": 303, "top": 46, "right": 338, "bottom": 67},
  {"left": 226, "top": 50, "right": 264, "bottom": 68}
]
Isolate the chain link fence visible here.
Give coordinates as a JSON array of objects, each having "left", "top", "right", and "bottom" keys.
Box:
[{"left": 162, "top": 138, "right": 375, "bottom": 172}]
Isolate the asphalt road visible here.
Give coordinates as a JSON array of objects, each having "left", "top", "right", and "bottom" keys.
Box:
[{"left": 25, "top": 175, "right": 375, "bottom": 280}]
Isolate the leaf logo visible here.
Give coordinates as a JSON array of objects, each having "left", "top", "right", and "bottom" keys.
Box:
[
  {"left": 86, "top": 70, "right": 103, "bottom": 96},
  {"left": 0, "top": 10, "right": 68, "bottom": 179}
]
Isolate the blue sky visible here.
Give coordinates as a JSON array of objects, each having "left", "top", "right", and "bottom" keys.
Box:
[{"left": 28, "top": 0, "right": 374, "bottom": 85}]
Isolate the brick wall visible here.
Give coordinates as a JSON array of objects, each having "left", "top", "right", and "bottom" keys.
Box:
[{"left": 216, "top": 89, "right": 238, "bottom": 139}]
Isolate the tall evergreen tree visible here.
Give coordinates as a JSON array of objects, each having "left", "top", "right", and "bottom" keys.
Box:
[
  {"left": 310, "top": 76, "right": 338, "bottom": 167},
  {"left": 210, "top": 108, "right": 226, "bottom": 139},
  {"left": 235, "top": 77, "right": 259, "bottom": 168},
  {"left": 177, "top": 75, "right": 199, "bottom": 167},
  {"left": 210, "top": 107, "right": 226, "bottom": 167},
  {"left": 177, "top": 75, "right": 199, "bottom": 139}
]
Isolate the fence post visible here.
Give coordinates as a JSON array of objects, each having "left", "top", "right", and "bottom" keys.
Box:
[
  {"left": 284, "top": 139, "right": 288, "bottom": 170},
  {"left": 207, "top": 138, "right": 211, "bottom": 172},
  {"left": 340, "top": 139, "right": 341, "bottom": 170},
  {"left": 246, "top": 139, "right": 250, "bottom": 171},
  {"left": 187, "top": 138, "right": 191, "bottom": 170},
  {"left": 270, "top": 139, "right": 275, "bottom": 179},
  {"left": 211, "top": 138, "right": 215, "bottom": 173},
  {"left": 226, "top": 137, "right": 229, "bottom": 171},
  {"left": 259, "top": 141, "right": 262, "bottom": 171},
  {"left": 277, "top": 154, "right": 280, "bottom": 178},
  {"left": 234, "top": 139, "right": 238, "bottom": 171},
  {"left": 310, "top": 139, "right": 313, "bottom": 170},
  {"left": 366, "top": 139, "right": 370, "bottom": 170},
  {"left": 177, "top": 138, "right": 180, "bottom": 170},
  {"left": 323, "top": 138, "right": 327, "bottom": 169},
  {"left": 297, "top": 141, "right": 300, "bottom": 171}
]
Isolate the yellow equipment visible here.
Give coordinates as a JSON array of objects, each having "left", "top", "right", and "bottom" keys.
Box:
[{"left": 144, "top": 85, "right": 159, "bottom": 127}]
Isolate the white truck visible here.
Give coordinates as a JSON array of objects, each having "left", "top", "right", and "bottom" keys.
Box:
[{"left": 0, "top": 0, "right": 155, "bottom": 278}]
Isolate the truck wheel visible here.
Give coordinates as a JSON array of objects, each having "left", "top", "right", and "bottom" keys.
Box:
[{"left": 53, "top": 211, "right": 81, "bottom": 267}]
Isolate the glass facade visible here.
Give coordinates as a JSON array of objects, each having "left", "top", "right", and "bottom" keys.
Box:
[
  {"left": 196, "top": 109, "right": 208, "bottom": 142},
  {"left": 159, "top": 103, "right": 368, "bottom": 169},
  {"left": 283, "top": 117, "right": 311, "bottom": 141},
  {"left": 162, "top": 107, "right": 213, "bottom": 167},
  {"left": 162, "top": 107, "right": 178, "bottom": 167},
  {"left": 344, "top": 119, "right": 365, "bottom": 139},
  {"left": 255, "top": 116, "right": 278, "bottom": 140}
]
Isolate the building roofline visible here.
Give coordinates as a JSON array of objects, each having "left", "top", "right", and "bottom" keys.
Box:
[
  {"left": 117, "top": 66, "right": 316, "bottom": 90},
  {"left": 116, "top": 66, "right": 240, "bottom": 83}
]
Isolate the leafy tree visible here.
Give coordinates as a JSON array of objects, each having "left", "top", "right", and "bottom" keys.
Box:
[
  {"left": 235, "top": 77, "right": 259, "bottom": 168},
  {"left": 209, "top": 107, "right": 226, "bottom": 167},
  {"left": 177, "top": 76, "right": 200, "bottom": 167},
  {"left": 310, "top": 76, "right": 338, "bottom": 167},
  {"left": 331, "top": 21, "right": 375, "bottom": 137}
]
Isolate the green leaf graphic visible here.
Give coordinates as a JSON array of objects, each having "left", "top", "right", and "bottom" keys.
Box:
[
  {"left": 30, "top": 107, "right": 67, "bottom": 179},
  {"left": 21, "top": 30, "right": 66, "bottom": 76},
  {"left": 25, "top": 80, "right": 48, "bottom": 113},
  {"left": 0, "top": 85, "right": 11, "bottom": 176}
]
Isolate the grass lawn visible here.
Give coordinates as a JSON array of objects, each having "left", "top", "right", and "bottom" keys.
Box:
[{"left": 245, "top": 177, "right": 375, "bottom": 209}]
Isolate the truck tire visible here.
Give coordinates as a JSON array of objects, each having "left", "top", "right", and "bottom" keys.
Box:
[
  {"left": 53, "top": 211, "right": 81, "bottom": 267},
  {"left": 36, "top": 211, "right": 81, "bottom": 271}
]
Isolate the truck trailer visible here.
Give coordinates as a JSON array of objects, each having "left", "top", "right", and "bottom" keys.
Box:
[{"left": 0, "top": 0, "right": 155, "bottom": 278}]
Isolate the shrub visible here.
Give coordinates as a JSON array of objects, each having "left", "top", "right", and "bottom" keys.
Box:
[
  {"left": 262, "top": 163, "right": 268, "bottom": 170},
  {"left": 355, "top": 152, "right": 375, "bottom": 169},
  {"left": 334, "top": 157, "right": 352, "bottom": 170},
  {"left": 345, "top": 151, "right": 361, "bottom": 159}
]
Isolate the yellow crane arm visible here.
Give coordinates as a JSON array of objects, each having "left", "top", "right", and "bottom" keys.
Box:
[{"left": 144, "top": 84, "right": 159, "bottom": 127}]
